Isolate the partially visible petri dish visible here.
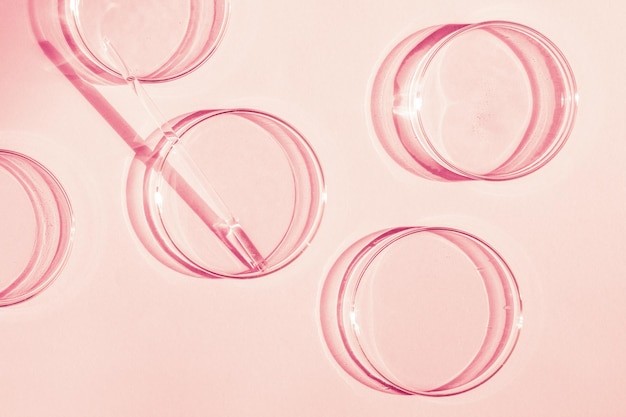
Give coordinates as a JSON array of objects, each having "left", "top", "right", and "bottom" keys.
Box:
[
  {"left": 371, "top": 21, "right": 577, "bottom": 181},
  {"left": 321, "top": 227, "right": 522, "bottom": 395},
  {"left": 142, "top": 109, "right": 325, "bottom": 279},
  {"left": 0, "top": 150, "right": 74, "bottom": 306},
  {"left": 60, "top": 0, "right": 229, "bottom": 83}
]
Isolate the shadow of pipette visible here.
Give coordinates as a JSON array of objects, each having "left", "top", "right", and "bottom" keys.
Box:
[{"left": 34, "top": 38, "right": 266, "bottom": 275}]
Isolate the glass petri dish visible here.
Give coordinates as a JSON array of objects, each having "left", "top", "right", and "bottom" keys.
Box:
[
  {"left": 371, "top": 21, "right": 577, "bottom": 180},
  {"left": 0, "top": 150, "right": 74, "bottom": 306},
  {"left": 61, "top": 0, "right": 229, "bottom": 82},
  {"left": 321, "top": 227, "right": 522, "bottom": 395},
  {"left": 142, "top": 109, "right": 325, "bottom": 278}
]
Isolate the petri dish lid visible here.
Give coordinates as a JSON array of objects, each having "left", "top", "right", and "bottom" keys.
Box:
[
  {"left": 410, "top": 22, "right": 577, "bottom": 179},
  {"left": 0, "top": 150, "right": 74, "bottom": 306},
  {"left": 62, "top": 0, "right": 229, "bottom": 82},
  {"left": 143, "top": 109, "right": 325, "bottom": 278},
  {"left": 371, "top": 21, "right": 577, "bottom": 180},
  {"left": 322, "top": 227, "right": 522, "bottom": 395}
]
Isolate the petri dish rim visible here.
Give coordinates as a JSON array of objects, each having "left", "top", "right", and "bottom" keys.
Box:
[
  {"left": 64, "top": 0, "right": 231, "bottom": 83},
  {"left": 337, "top": 226, "right": 523, "bottom": 396},
  {"left": 148, "top": 108, "right": 326, "bottom": 279},
  {"left": 0, "top": 150, "right": 74, "bottom": 306},
  {"left": 407, "top": 20, "right": 578, "bottom": 180}
]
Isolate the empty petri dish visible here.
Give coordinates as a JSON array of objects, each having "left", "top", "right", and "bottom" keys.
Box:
[
  {"left": 141, "top": 109, "right": 325, "bottom": 278},
  {"left": 320, "top": 227, "right": 522, "bottom": 395},
  {"left": 0, "top": 150, "right": 74, "bottom": 306},
  {"left": 61, "top": 0, "right": 229, "bottom": 82},
  {"left": 371, "top": 21, "right": 577, "bottom": 180}
]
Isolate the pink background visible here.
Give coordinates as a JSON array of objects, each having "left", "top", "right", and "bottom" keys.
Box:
[{"left": 1, "top": 0, "right": 625, "bottom": 415}]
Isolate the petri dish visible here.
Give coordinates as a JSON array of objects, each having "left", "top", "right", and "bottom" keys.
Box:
[
  {"left": 320, "top": 227, "right": 522, "bottom": 395},
  {"left": 371, "top": 21, "right": 577, "bottom": 180},
  {"left": 0, "top": 150, "right": 74, "bottom": 306},
  {"left": 142, "top": 109, "right": 325, "bottom": 278},
  {"left": 61, "top": 0, "right": 229, "bottom": 82}
]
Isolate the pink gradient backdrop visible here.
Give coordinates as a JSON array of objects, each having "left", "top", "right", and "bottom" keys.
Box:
[{"left": 1, "top": 0, "right": 625, "bottom": 415}]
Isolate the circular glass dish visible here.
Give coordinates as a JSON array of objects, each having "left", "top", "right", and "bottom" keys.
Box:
[
  {"left": 142, "top": 109, "right": 325, "bottom": 278},
  {"left": 321, "top": 227, "right": 522, "bottom": 395},
  {"left": 0, "top": 150, "right": 74, "bottom": 306},
  {"left": 61, "top": 0, "right": 229, "bottom": 82},
  {"left": 371, "top": 21, "right": 577, "bottom": 180}
]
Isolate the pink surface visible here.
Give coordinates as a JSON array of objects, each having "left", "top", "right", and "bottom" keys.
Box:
[{"left": 1, "top": 0, "right": 626, "bottom": 416}]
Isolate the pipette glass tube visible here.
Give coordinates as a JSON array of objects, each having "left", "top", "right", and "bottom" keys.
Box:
[{"left": 103, "top": 39, "right": 266, "bottom": 272}]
